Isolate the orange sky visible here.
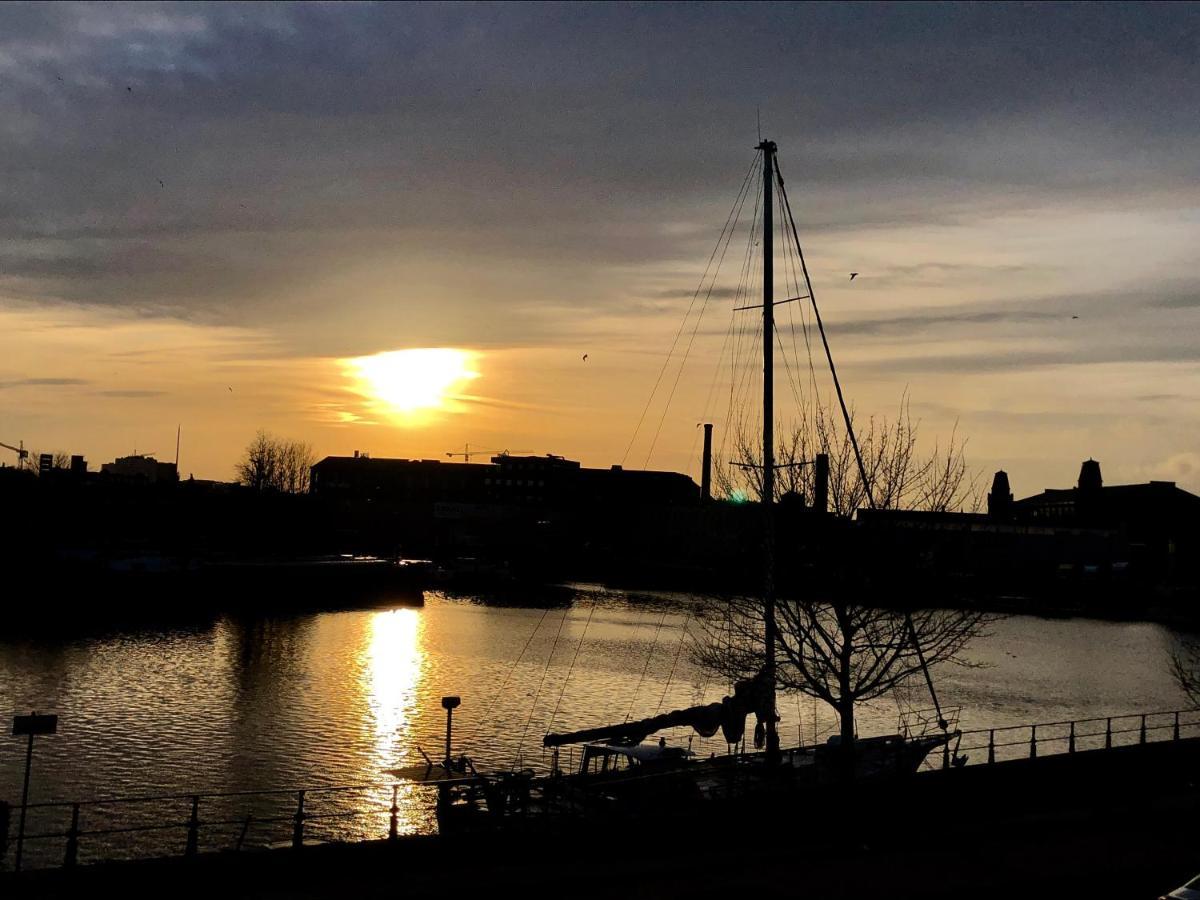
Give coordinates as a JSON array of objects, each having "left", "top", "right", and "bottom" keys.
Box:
[{"left": 2, "top": 5, "right": 1198, "bottom": 497}]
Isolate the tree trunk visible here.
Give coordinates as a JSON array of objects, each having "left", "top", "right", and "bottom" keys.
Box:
[{"left": 838, "top": 696, "right": 855, "bottom": 746}]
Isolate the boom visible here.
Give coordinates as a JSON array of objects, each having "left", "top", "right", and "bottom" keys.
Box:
[{"left": 544, "top": 669, "right": 773, "bottom": 748}]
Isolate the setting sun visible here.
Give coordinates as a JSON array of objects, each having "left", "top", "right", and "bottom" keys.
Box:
[{"left": 344, "top": 348, "right": 479, "bottom": 423}]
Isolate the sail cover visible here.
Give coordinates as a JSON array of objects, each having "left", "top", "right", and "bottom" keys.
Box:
[{"left": 543, "top": 669, "right": 774, "bottom": 748}]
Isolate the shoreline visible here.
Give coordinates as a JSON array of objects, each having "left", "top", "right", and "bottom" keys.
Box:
[{"left": 6, "top": 737, "right": 1199, "bottom": 898}]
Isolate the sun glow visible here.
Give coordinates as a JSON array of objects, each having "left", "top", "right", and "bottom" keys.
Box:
[{"left": 344, "top": 348, "right": 479, "bottom": 423}]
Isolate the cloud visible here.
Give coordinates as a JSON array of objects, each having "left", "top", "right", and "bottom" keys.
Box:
[
  {"left": 0, "top": 3, "right": 1196, "bottom": 334},
  {"left": 0, "top": 4, "right": 1198, "bottom": 488},
  {"left": 0, "top": 377, "right": 89, "bottom": 388}
]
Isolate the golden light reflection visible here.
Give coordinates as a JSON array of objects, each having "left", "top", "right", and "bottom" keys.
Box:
[
  {"left": 343, "top": 348, "right": 480, "bottom": 424},
  {"left": 362, "top": 608, "right": 426, "bottom": 833}
]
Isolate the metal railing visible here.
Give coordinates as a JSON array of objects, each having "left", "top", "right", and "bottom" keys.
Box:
[
  {"left": 3, "top": 707, "right": 1198, "bottom": 871},
  {"left": 0, "top": 780, "right": 428, "bottom": 873},
  {"left": 940, "top": 708, "right": 1200, "bottom": 769}
]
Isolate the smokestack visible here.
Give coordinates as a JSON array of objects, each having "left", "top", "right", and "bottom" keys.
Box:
[
  {"left": 700, "top": 423, "right": 713, "bottom": 502},
  {"left": 814, "top": 453, "right": 829, "bottom": 514}
]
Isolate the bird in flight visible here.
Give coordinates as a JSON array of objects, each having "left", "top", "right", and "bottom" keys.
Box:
[
  {"left": 126, "top": 85, "right": 132, "bottom": 93},
  {"left": 849, "top": 272, "right": 858, "bottom": 281},
  {"left": 157, "top": 179, "right": 164, "bottom": 189},
  {"left": 582, "top": 354, "right": 588, "bottom": 361},
  {"left": 228, "top": 386, "right": 233, "bottom": 392},
  {"left": 1072, "top": 315, "right": 1079, "bottom": 320}
]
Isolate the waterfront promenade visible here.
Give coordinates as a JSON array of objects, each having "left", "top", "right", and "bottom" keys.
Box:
[{"left": 6, "top": 735, "right": 1199, "bottom": 899}]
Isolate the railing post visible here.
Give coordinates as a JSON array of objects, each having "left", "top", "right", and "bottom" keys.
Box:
[
  {"left": 185, "top": 795, "right": 200, "bottom": 858},
  {"left": 1068, "top": 722, "right": 1076, "bottom": 754},
  {"left": 0, "top": 801, "right": 9, "bottom": 867},
  {"left": 942, "top": 741, "right": 950, "bottom": 770},
  {"left": 987, "top": 730, "right": 995, "bottom": 765},
  {"left": 235, "top": 816, "right": 252, "bottom": 852},
  {"left": 1029, "top": 725, "right": 1037, "bottom": 759},
  {"left": 1174, "top": 711, "right": 1181, "bottom": 741},
  {"left": 1105, "top": 717, "right": 1112, "bottom": 749},
  {"left": 64, "top": 803, "right": 80, "bottom": 868},
  {"left": 1139, "top": 714, "right": 1147, "bottom": 745},
  {"left": 389, "top": 785, "right": 399, "bottom": 841},
  {"left": 292, "top": 791, "right": 306, "bottom": 849}
]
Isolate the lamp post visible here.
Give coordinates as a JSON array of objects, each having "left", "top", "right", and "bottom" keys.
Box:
[
  {"left": 11, "top": 712, "right": 58, "bottom": 872},
  {"left": 441, "top": 696, "right": 460, "bottom": 766}
]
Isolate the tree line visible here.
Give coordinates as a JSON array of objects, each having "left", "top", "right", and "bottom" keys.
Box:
[{"left": 235, "top": 430, "right": 316, "bottom": 494}]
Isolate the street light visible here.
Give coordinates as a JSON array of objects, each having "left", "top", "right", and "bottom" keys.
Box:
[
  {"left": 441, "top": 696, "right": 460, "bottom": 767},
  {"left": 11, "top": 711, "right": 58, "bottom": 872}
]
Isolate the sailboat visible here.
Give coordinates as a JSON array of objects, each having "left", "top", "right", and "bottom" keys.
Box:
[{"left": 389, "top": 139, "right": 959, "bottom": 829}]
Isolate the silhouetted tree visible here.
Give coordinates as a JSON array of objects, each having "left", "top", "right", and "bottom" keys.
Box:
[
  {"left": 23, "top": 449, "right": 70, "bottom": 476},
  {"left": 1171, "top": 640, "right": 1200, "bottom": 707},
  {"left": 694, "top": 594, "right": 990, "bottom": 747},
  {"left": 236, "top": 431, "right": 314, "bottom": 494},
  {"left": 715, "top": 393, "right": 978, "bottom": 514},
  {"left": 702, "top": 391, "right": 989, "bottom": 746}
]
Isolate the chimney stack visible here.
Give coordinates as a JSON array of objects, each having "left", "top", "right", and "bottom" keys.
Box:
[
  {"left": 700, "top": 423, "right": 713, "bottom": 502},
  {"left": 813, "top": 453, "right": 829, "bottom": 514}
]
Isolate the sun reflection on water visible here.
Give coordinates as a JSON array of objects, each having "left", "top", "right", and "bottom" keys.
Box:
[{"left": 362, "top": 607, "right": 427, "bottom": 834}]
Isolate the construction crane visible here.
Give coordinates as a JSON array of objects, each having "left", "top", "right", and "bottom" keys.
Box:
[
  {"left": 1, "top": 440, "right": 29, "bottom": 469},
  {"left": 445, "top": 444, "right": 530, "bottom": 462}
]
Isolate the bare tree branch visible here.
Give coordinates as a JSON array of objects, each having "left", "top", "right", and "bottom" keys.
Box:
[
  {"left": 236, "top": 431, "right": 315, "bottom": 494},
  {"left": 1171, "top": 639, "right": 1200, "bottom": 707}
]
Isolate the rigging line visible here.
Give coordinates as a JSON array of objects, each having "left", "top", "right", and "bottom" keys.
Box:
[
  {"left": 720, "top": 170, "right": 763, "bottom": 464},
  {"left": 621, "top": 154, "right": 758, "bottom": 467},
  {"left": 643, "top": 160, "right": 754, "bottom": 469},
  {"left": 775, "top": 323, "right": 806, "bottom": 427},
  {"left": 726, "top": 334, "right": 761, "bottom": 475},
  {"left": 686, "top": 307, "right": 738, "bottom": 472},
  {"left": 514, "top": 606, "right": 571, "bottom": 770},
  {"left": 775, "top": 161, "right": 948, "bottom": 732},
  {"left": 625, "top": 608, "right": 670, "bottom": 722},
  {"left": 483, "top": 607, "right": 551, "bottom": 723},
  {"left": 777, "top": 180, "right": 814, "bottom": 416},
  {"left": 546, "top": 601, "right": 599, "bottom": 737},
  {"left": 778, "top": 184, "right": 820, "bottom": 402},
  {"left": 654, "top": 613, "right": 692, "bottom": 715},
  {"left": 695, "top": 177, "right": 758, "bottom": 468},
  {"left": 726, "top": 234, "right": 762, "bottom": 441},
  {"left": 690, "top": 312, "right": 738, "bottom": 474},
  {"left": 774, "top": 157, "right": 876, "bottom": 510},
  {"left": 772, "top": 190, "right": 806, "bottom": 423},
  {"left": 700, "top": 158, "right": 759, "bottom": 471}
]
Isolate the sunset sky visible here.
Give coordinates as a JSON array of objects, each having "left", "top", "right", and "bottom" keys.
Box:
[{"left": 2, "top": 3, "right": 1198, "bottom": 497}]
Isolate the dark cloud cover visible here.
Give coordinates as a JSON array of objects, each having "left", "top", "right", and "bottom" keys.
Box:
[{"left": 1, "top": 1, "right": 1197, "bottom": 351}]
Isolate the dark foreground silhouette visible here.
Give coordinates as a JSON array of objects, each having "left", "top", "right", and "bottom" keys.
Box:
[{"left": 6, "top": 736, "right": 1198, "bottom": 899}]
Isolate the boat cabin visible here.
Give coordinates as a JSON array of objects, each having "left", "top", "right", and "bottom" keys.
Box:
[{"left": 576, "top": 740, "right": 693, "bottom": 776}]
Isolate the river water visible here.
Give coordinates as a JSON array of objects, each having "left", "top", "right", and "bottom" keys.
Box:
[{"left": 0, "top": 587, "right": 1194, "bottom": 867}]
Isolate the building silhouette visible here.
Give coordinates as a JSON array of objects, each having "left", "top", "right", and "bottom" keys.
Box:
[
  {"left": 856, "top": 457, "right": 1200, "bottom": 608},
  {"left": 310, "top": 453, "right": 698, "bottom": 509},
  {"left": 100, "top": 454, "right": 179, "bottom": 484}
]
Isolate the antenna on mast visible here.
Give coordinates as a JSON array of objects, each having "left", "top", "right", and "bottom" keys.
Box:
[{"left": 175, "top": 425, "right": 181, "bottom": 468}]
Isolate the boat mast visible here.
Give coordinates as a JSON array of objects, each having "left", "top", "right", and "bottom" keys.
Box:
[{"left": 758, "top": 139, "right": 779, "bottom": 764}]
